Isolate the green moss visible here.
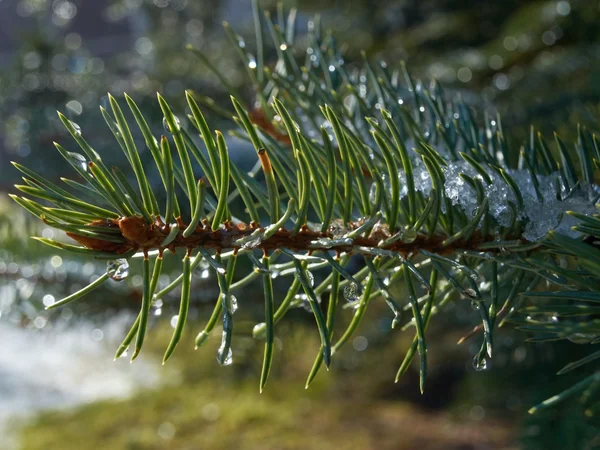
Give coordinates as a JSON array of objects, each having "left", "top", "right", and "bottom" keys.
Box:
[{"left": 18, "top": 321, "right": 517, "bottom": 450}]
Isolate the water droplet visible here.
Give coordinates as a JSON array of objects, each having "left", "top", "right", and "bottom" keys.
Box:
[
  {"left": 343, "top": 283, "right": 359, "bottom": 302},
  {"left": 279, "top": 43, "right": 288, "bottom": 51},
  {"left": 300, "top": 294, "right": 320, "bottom": 312},
  {"left": 107, "top": 258, "right": 129, "bottom": 281},
  {"left": 170, "top": 315, "right": 178, "bottom": 328},
  {"left": 67, "top": 152, "right": 88, "bottom": 171},
  {"left": 314, "top": 237, "right": 353, "bottom": 248},
  {"left": 217, "top": 342, "right": 233, "bottom": 366},
  {"left": 291, "top": 293, "right": 304, "bottom": 307},
  {"left": 306, "top": 271, "right": 314, "bottom": 287},
  {"left": 70, "top": 120, "right": 82, "bottom": 136},
  {"left": 162, "top": 115, "right": 180, "bottom": 133},
  {"left": 399, "top": 227, "right": 417, "bottom": 243},
  {"left": 195, "top": 331, "right": 209, "bottom": 348},
  {"left": 567, "top": 333, "right": 596, "bottom": 344},
  {"left": 461, "top": 288, "right": 477, "bottom": 300},
  {"left": 314, "top": 238, "right": 334, "bottom": 248},
  {"left": 369, "top": 183, "right": 377, "bottom": 203},
  {"left": 200, "top": 269, "right": 210, "bottom": 279},
  {"left": 242, "top": 236, "right": 261, "bottom": 250},
  {"left": 252, "top": 322, "right": 266, "bottom": 339},
  {"left": 151, "top": 299, "right": 163, "bottom": 316},
  {"left": 471, "top": 300, "right": 481, "bottom": 311},
  {"left": 473, "top": 354, "right": 489, "bottom": 371},
  {"left": 230, "top": 295, "right": 238, "bottom": 314},
  {"left": 248, "top": 57, "right": 257, "bottom": 69},
  {"left": 270, "top": 270, "right": 279, "bottom": 279},
  {"left": 328, "top": 219, "right": 348, "bottom": 239}
]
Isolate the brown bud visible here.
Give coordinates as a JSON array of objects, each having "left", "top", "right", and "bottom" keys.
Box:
[{"left": 118, "top": 216, "right": 150, "bottom": 244}]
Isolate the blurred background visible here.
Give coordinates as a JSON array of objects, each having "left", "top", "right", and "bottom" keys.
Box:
[{"left": 1, "top": 0, "right": 600, "bottom": 449}]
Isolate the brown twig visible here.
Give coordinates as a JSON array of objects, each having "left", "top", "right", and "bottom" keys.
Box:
[{"left": 65, "top": 215, "right": 522, "bottom": 258}]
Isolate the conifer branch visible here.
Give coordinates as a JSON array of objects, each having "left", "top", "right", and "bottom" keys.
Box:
[{"left": 9, "top": 3, "right": 600, "bottom": 414}]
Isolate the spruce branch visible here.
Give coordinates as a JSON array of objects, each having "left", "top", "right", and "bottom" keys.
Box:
[{"left": 9, "top": 3, "right": 600, "bottom": 414}]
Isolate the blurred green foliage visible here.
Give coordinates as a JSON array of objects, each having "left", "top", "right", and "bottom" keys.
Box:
[{"left": 16, "top": 311, "right": 600, "bottom": 449}]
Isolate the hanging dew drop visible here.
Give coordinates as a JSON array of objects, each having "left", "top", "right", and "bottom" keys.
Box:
[
  {"left": 170, "top": 315, "right": 178, "bottom": 328},
  {"left": 217, "top": 332, "right": 233, "bottom": 366},
  {"left": 291, "top": 293, "right": 303, "bottom": 308},
  {"left": 301, "top": 295, "right": 314, "bottom": 313},
  {"left": 107, "top": 258, "right": 129, "bottom": 281},
  {"left": 67, "top": 152, "right": 88, "bottom": 171},
  {"left": 252, "top": 322, "right": 266, "bottom": 339},
  {"left": 472, "top": 354, "right": 489, "bottom": 371},
  {"left": 218, "top": 347, "right": 233, "bottom": 366},
  {"left": 471, "top": 300, "right": 481, "bottom": 311},
  {"left": 70, "top": 120, "right": 82, "bottom": 136},
  {"left": 162, "top": 115, "right": 180, "bottom": 133},
  {"left": 195, "top": 331, "right": 209, "bottom": 348},
  {"left": 152, "top": 299, "right": 163, "bottom": 316},
  {"left": 151, "top": 299, "right": 163, "bottom": 314}
]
